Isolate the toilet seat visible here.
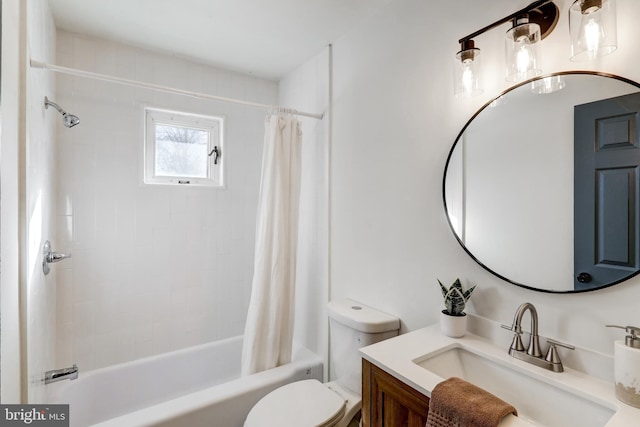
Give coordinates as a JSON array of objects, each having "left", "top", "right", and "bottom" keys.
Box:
[{"left": 244, "top": 379, "right": 346, "bottom": 427}]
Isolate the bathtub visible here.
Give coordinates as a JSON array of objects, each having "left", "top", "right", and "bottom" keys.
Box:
[{"left": 48, "top": 335, "right": 323, "bottom": 427}]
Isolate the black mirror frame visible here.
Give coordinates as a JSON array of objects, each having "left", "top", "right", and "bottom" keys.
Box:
[{"left": 442, "top": 71, "right": 640, "bottom": 294}]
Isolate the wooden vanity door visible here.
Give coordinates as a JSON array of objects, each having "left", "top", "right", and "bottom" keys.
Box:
[{"left": 362, "top": 359, "right": 430, "bottom": 427}]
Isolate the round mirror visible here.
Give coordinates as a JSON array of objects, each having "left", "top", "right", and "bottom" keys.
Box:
[{"left": 444, "top": 72, "right": 640, "bottom": 293}]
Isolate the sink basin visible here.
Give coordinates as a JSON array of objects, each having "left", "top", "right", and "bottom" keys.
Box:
[{"left": 414, "top": 346, "right": 616, "bottom": 427}]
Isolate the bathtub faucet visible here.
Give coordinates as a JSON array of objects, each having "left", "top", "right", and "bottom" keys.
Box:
[{"left": 45, "top": 364, "right": 78, "bottom": 384}]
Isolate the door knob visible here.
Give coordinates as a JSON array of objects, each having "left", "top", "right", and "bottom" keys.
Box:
[{"left": 576, "top": 272, "right": 592, "bottom": 283}]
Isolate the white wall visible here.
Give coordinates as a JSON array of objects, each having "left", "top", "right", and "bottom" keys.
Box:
[
  {"left": 1, "top": 0, "right": 26, "bottom": 403},
  {"left": 54, "top": 31, "right": 278, "bottom": 372},
  {"left": 279, "top": 48, "right": 330, "bottom": 365},
  {"left": 322, "top": 0, "right": 640, "bottom": 377}
]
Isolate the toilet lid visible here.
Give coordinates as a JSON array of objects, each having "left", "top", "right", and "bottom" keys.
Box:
[{"left": 245, "top": 379, "right": 346, "bottom": 427}]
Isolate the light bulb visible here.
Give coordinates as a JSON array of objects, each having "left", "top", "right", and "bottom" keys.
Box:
[
  {"left": 505, "top": 17, "right": 541, "bottom": 82},
  {"left": 516, "top": 44, "right": 533, "bottom": 74},
  {"left": 461, "top": 60, "right": 475, "bottom": 95},
  {"left": 579, "top": 13, "right": 606, "bottom": 58}
]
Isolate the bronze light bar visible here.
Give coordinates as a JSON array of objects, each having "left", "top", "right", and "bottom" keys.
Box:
[{"left": 458, "top": 0, "right": 560, "bottom": 46}]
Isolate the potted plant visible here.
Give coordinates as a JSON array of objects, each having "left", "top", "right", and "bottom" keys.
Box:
[{"left": 438, "top": 278, "right": 476, "bottom": 337}]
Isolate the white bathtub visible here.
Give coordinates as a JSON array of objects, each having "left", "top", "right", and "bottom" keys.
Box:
[{"left": 48, "top": 335, "right": 323, "bottom": 427}]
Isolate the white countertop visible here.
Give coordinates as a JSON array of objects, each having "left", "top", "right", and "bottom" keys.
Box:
[{"left": 359, "top": 325, "right": 640, "bottom": 427}]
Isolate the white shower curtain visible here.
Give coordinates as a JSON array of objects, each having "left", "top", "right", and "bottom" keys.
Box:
[{"left": 241, "top": 114, "right": 303, "bottom": 376}]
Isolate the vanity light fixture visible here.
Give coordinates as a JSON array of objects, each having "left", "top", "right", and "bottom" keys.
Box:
[
  {"left": 455, "top": 0, "right": 559, "bottom": 97},
  {"left": 453, "top": 40, "right": 483, "bottom": 99},
  {"left": 569, "top": 0, "right": 617, "bottom": 61},
  {"left": 505, "top": 15, "right": 542, "bottom": 82}
]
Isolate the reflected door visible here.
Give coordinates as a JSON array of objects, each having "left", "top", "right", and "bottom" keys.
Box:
[{"left": 574, "top": 92, "right": 640, "bottom": 290}]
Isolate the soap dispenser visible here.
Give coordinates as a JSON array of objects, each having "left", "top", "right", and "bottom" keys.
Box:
[{"left": 606, "top": 325, "right": 640, "bottom": 408}]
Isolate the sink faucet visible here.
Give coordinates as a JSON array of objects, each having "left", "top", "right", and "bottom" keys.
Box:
[
  {"left": 502, "top": 303, "right": 574, "bottom": 373},
  {"left": 510, "top": 302, "right": 542, "bottom": 357}
]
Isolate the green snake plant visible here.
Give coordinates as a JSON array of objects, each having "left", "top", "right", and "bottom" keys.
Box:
[{"left": 438, "top": 278, "right": 476, "bottom": 316}]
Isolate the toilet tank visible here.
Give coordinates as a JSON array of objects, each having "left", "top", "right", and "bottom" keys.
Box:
[{"left": 327, "top": 298, "right": 400, "bottom": 394}]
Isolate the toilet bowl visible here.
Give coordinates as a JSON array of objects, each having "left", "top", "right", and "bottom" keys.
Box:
[
  {"left": 244, "top": 298, "right": 400, "bottom": 427},
  {"left": 244, "top": 379, "right": 360, "bottom": 427}
]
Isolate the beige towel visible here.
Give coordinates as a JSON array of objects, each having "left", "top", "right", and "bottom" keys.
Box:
[{"left": 426, "top": 377, "right": 517, "bottom": 427}]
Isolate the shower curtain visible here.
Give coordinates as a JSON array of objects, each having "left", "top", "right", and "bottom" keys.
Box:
[{"left": 241, "top": 114, "right": 303, "bottom": 376}]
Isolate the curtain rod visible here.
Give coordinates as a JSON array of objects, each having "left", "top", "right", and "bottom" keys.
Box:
[{"left": 30, "top": 59, "right": 324, "bottom": 120}]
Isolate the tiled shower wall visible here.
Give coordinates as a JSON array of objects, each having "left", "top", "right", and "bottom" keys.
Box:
[
  {"left": 54, "top": 31, "right": 278, "bottom": 371},
  {"left": 26, "top": 0, "right": 57, "bottom": 402}
]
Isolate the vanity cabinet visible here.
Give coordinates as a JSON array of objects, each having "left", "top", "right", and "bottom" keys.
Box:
[{"left": 362, "top": 359, "right": 430, "bottom": 427}]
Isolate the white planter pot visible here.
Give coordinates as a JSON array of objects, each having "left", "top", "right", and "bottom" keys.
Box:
[{"left": 440, "top": 310, "right": 467, "bottom": 338}]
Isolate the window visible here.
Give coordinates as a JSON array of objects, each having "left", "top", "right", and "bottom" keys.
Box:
[{"left": 144, "top": 108, "right": 224, "bottom": 187}]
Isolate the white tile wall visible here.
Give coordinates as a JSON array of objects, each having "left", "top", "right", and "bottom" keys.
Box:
[
  {"left": 55, "top": 31, "right": 278, "bottom": 371},
  {"left": 26, "top": 0, "right": 57, "bottom": 403}
]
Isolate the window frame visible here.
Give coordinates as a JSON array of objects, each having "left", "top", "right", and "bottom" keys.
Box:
[{"left": 144, "top": 107, "right": 225, "bottom": 188}]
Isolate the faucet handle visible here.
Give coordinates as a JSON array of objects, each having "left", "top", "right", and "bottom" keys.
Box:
[
  {"left": 502, "top": 324, "right": 526, "bottom": 351},
  {"left": 544, "top": 338, "right": 575, "bottom": 369},
  {"left": 545, "top": 344, "right": 561, "bottom": 365},
  {"left": 546, "top": 338, "right": 575, "bottom": 350},
  {"left": 501, "top": 323, "right": 522, "bottom": 333},
  {"left": 511, "top": 333, "right": 525, "bottom": 352}
]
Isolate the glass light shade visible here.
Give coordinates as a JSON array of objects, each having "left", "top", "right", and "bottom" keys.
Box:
[
  {"left": 505, "top": 20, "right": 542, "bottom": 82},
  {"left": 489, "top": 95, "right": 508, "bottom": 108},
  {"left": 569, "top": 0, "right": 617, "bottom": 61},
  {"left": 530, "top": 75, "right": 566, "bottom": 94},
  {"left": 454, "top": 45, "right": 483, "bottom": 99}
]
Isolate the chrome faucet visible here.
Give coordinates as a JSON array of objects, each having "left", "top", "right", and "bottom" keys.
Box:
[
  {"left": 45, "top": 364, "right": 78, "bottom": 384},
  {"left": 502, "top": 303, "right": 574, "bottom": 372}
]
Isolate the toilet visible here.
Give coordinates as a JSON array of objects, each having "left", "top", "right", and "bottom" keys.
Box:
[{"left": 244, "top": 298, "right": 400, "bottom": 427}]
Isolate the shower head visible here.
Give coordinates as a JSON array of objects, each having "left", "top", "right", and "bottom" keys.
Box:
[
  {"left": 44, "top": 96, "right": 80, "bottom": 128},
  {"left": 63, "top": 113, "right": 81, "bottom": 128}
]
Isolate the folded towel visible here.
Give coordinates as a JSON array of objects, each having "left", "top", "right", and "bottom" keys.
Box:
[{"left": 425, "top": 377, "right": 517, "bottom": 427}]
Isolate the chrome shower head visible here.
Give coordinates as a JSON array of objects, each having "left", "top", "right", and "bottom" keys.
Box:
[
  {"left": 44, "top": 96, "right": 80, "bottom": 128},
  {"left": 63, "top": 113, "right": 81, "bottom": 128}
]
